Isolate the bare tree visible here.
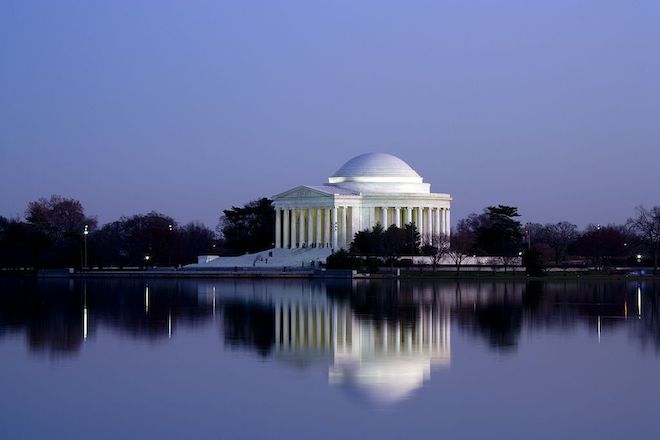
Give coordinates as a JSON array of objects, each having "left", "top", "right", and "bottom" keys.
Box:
[
  {"left": 500, "top": 254, "right": 519, "bottom": 273},
  {"left": 544, "top": 222, "right": 578, "bottom": 265},
  {"left": 426, "top": 234, "right": 450, "bottom": 270},
  {"left": 26, "top": 195, "right": 97, "bottom": 240},
  {"left": 524, "top": 222, "right": 545, "bottom": 248},
  {"left": 446, "top": 229, "right": 473, "bottom": 275},
  {"left": 628, "top": 206, "right": 660, "bottom": 275}
]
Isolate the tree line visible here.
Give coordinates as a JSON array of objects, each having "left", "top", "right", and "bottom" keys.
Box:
[
  {"left": 0, "top": 195, "right": 217, "bottom": 268},
  {"left": 0, "top": 195, "right": 277, "bottom": 269},
  {"left": 329, "top": 204, "right": 660, "bottom": 275},
  {"left": 1, "top": 195, "right": 658, "bottom": 274}
]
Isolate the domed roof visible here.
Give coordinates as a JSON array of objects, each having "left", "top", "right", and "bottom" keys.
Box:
[{"left": 331, "top": 153, "right": 421, "bottom": 179}]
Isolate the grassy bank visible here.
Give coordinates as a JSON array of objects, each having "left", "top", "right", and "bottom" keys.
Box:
[{"left": 395, "top": 270, "right": 660, "bottom": 281}]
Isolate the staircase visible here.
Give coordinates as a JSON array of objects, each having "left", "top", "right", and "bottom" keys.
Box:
[{"left": 185, "top": 247, "right": 334, "bottom": 269}]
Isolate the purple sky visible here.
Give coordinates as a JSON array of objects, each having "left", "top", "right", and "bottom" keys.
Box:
[{"left": 1, "top": 0, "right": 659, "bottom": 229}]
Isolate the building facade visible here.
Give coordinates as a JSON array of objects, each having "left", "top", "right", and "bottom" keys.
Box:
[{"left": 272, "top": 153, "right": 452, "bottom": 249}]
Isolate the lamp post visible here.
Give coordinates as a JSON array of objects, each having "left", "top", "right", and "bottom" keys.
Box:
[
  {"left": 83, "top": 225, "right": 89, "bottom": 269},
  {"left": 168, "top": 224, "right": 174, "bottom": 266}
]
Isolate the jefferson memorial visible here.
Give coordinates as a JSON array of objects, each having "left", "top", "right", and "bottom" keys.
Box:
[
  {"left": 192, "top": 153, "right": 451, "bottom": 268},
  {"left": 272, "top": 152, "right": 451, "bottom": 249}
]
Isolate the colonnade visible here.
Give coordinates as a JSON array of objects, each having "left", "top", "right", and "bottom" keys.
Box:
[
  {"left": 275, "top": 207, "right": 351, "bottom": 250},
  {"left": 274, "top": 205, "right": 450, "bottom": 249},
  {"left": 371, "top": 206, "right": 450, "bottom": 244}
]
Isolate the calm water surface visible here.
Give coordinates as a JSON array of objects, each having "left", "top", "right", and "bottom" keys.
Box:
[{"left": 1, "top": 277, "right": 659, "bottom": 439}]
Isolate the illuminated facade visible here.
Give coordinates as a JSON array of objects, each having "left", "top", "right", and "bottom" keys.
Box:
[{"left": 272, "top": 152, "right": 452, "bottom": 250}]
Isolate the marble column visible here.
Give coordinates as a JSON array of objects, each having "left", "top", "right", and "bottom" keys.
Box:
[
  {"left": 435, "top": 208, "right": 442, "bottom": 238},
  {"left": 346, "top": 207, "right": 352, "bottom": 246},
  {"left": 406, "top": 206, "right": 412, "bottom": 225},
  {"left": 316, "top": 208, "right": 322, "bottom": 247},
  {"left": 341, "top": 206, "right": 348, "bottom": 249},
  {"left": 275, "top": 208, "right": 282, "bottom": 248},
  {"left": 416, "top": 207, "right": 423, "bottom": 242},
  {"left": 428, "top": 208, "right": 438, "bottom": 244},
  {"left": 332, "top": 208, "right": 338, "bottom": 249},
  {"left": 291, "top": 209, "right": 297, "bottom": 248},
  {"left": 307, "top": 208, "right": 313, "bottom": 248},
  {"left": 324, "top": 208, "right": 331, "bottom": 247},
  {"left": 382, "top": 207, "right": 388, "bottom": 227},
  {"left": 426, "top": 208, "right": 435, "bottom": 244},
  {"left": 394, "top": 207, "right": 401, "bottom": 228},
  {"left": 430, "top": 208, "right": 435, "bottom": 242},
  {"left": 299, "top": 208, "right": 305, "bottom": 247},
  {"left": 283, "top": 208, "right": 290, "bottom": 248},
  {"left": 446, "top": 209, "right": 451, "bottom": 236},
  {"left": 423, "top": 208, "right": 429, "bottom": 244}
]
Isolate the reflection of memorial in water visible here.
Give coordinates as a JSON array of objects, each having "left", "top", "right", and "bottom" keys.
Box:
[
  {"left": 203, "top": 280, "right": 451, "bottom": 405},
  {"left": 272, "top": 299, "right": 451, "bottom": 404},
  {"left": 3, "top": 277, "right": 660, "bottom": 367},
  {"left": 326, "top": 304, "right": 450, "bottom": 405}
]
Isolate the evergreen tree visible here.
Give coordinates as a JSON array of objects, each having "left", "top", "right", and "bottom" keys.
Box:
[{"left": 219, "top": 198, "right": 274, "bottom": 255}]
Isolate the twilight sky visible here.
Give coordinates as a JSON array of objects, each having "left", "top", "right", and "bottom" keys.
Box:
[{"left": 1, "top": 0, "right": 658, "bottom": 229}]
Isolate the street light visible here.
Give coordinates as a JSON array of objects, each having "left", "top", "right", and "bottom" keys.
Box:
[{"left": 83, "top": 225, "right": 89, "bottom": 269}]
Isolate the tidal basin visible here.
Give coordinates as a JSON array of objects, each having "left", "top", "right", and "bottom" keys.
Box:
[{"left": 1, "top": 278, "right": 659, "bottom": 439}]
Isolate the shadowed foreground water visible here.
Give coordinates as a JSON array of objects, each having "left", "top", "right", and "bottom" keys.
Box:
[{"left": 1, "top": 277, "right": 659, "bottom": 439}]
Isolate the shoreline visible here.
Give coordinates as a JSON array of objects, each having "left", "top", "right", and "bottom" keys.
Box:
[{"left": 1, "top": 268, "right": 658, "bottom": 282}]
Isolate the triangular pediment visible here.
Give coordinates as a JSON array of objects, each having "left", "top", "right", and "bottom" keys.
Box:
[{"left": 273, "top": 185, "right": 334, "bottom": 200}]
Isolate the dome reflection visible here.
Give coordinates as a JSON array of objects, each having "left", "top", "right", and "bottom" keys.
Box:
[
  {"left": 200, "top": 280, "right": 452, "bottom": 405},
  {"left": 273, "top": 300, "right": 450, "bottom": 404}
]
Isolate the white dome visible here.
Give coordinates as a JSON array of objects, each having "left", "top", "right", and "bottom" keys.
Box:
[
  {"left": 327, "top": 152, "right": 430, "bottom": 194},
  {"left": 331, "top": 153, "right": 421, "bottom": 179}
]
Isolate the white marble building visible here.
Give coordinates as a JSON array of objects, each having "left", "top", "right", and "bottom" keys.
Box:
[
  {"left": 273, "top": 152, "right": 452, "bottom": 250},
  {"left": 188, "top": 153, "right": 451, "bottom": 268}
]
